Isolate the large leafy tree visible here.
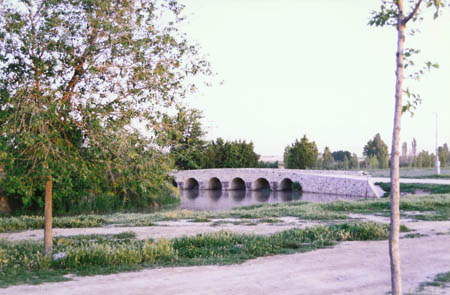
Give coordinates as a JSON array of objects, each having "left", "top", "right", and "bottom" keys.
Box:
[
  {"left": 158, "top": 105, "right": 206, "bottom": 170},
  {"left": 322, "top": 147, "right": 335, "bottom": 170},
  {"left": 369, "top": 1, "right": 447, "bottom": 293},
  {"left": 0, "top": 0, "right": 209, "bottom": 253},
  {"left": 363, "top": 133, "right": 389, "bottom": 169},
  {"left": 202, "top": 138, "right": 259, "bottom": 168},
  {"left": 283, "top": 135, "right": 318, "bottom": 169}
]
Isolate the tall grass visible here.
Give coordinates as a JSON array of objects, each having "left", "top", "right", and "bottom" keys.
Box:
[{"left": 0, "top": 222, "right": 394, "bottom": 287}]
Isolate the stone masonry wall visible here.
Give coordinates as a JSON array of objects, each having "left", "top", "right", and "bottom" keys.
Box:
[{"left": 173, "top": 168, "right": 381, "bottom": 198}]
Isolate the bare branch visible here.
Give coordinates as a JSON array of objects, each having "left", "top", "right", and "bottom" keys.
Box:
[{"left": 403, "top": 0, "right": 423, "bottom": 24}]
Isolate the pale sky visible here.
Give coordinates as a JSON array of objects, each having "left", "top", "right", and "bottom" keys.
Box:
[{"left": 179, "top": 0, "right": 450, "bottom": 157}]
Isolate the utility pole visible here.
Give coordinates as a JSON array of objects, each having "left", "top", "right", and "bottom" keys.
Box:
[{"left": 434, "top": 113, "right": 440, "bottom": 175}]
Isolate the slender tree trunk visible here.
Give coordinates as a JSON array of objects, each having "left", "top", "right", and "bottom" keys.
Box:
[
  {"left": 390, "top": 3, "right": 406, "bottom": 294},
  {"left": 44, "top": 175, "right": 53, "bottom": 254}
]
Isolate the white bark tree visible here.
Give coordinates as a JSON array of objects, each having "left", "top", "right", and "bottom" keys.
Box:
[{"left": 369, "top": 1, "right": 447, "bottom": 294}]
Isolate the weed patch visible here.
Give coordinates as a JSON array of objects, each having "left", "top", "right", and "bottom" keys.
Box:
[{"left": 0, "top": 222, "right": 394, "bottom": 287}]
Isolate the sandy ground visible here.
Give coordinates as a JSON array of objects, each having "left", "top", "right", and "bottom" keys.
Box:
[
  {"left": 0, "top": 217, "right": 318, "bottom": 242},
  {"left": 1, "top": 216, "right": 449, "bottom": 295}
]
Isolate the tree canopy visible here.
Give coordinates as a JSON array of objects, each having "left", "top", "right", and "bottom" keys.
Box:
[
  {"left": 363, "top": 133, "right": 389, "bottom": 169},
  {"left": 0, "top": 0, "right": 209, "bottom": 211},
  {"left": 283, "top": 135, "right": 318, "bottom": 169},
  {"left": 202, "top": 138, "right": 259, "bottom": 169}
]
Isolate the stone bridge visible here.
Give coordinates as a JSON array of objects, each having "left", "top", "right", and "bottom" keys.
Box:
[{"left": 173, "top": 168, "right": 381, "bottom": 198}]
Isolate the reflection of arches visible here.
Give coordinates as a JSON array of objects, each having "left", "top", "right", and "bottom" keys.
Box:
[
  {"left": 207, "top": 177, "right": 222, "bottom": 190},
  {"left": 207, "top": 190, "right": 222, "bottom": 201},
  {"left": 230, "top": 190, "right": 246, "bottom": 201},
  {"left": 252, "top": 178, "right": 270, "bottom": 191},
  {"left": 184, "top": 178, "right": 199, "bottom": 190},
  {"left": 230, "top": 177, "right": 246, "bottom": 190},
  {"left": 277, "top": 191, "right": 293, "bottom": 201},
  {"left": 279, "top": 178, "right": 293, "bottom": 191},
  {"left": 183, "top": 189, "right": 199, "bottom": 200},
  {"left": 253, "top": 190, "right": 271, "bottom": 202}
]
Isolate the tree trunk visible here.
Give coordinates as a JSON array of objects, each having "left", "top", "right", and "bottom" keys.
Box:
[
  {"left": 44, "top": 175, "right": 53, "bottom": 254},
  {"left": 390, "top": 3, "right": 406, "bottom": 294}
]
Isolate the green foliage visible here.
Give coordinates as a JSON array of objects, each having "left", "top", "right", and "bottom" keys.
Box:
[
  {"left": 157, "top": 106, "right": 207, "bottom": 170},
  {"left": 202, "top": 138, "right": 260, "bottom": 168},
  {"left": 0, "top": 222, "right": 392, "bottom": 287},
  {"left": 363, "top": 133, "right": 389, "bottom": 169},
  {"left": 376, "top": 182, "right": 450, "bottom": 195},
  {"left": 0, "top": 0, "right": 209, "bottom": 213},
  {"left": 0, "top": 215, "right": 106, "bottom": 233},
  {"left": 284, "top": 135, "right": 318, "bottom": 169},
  {"left": 291, "top": 181, "right": 303, "bottom": 192},
  {"left": 438, "top": 143, "right": 449, "bottom": 168},
  {"left": 322, "top": 147, "right": 335, "bottom": 170},
  {"left": 256, "top": 161, "right": 279, "bottom": 168}
]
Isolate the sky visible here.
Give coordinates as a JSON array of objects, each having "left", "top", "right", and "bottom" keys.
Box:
[{"left": 178, "top": 0, "right": 450, "bottom": 157}]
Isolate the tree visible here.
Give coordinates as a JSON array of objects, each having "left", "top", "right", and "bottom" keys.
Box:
[
  {"left": 350, "top": 153, "right": 359, "bottom": 169},
  {"left": 202, "top": 138, "right": 259, "bottom": 168},
  {"left": 158, "top": 106, "right": 206, "bottom": 170},
  {"left": 331, "top": 150, "right": 352, "bottom": 162},
  {"left": 0, "top": 0, "right": 209, "bottom": 253},
  {"left": 369, "top": 1, "right": 446, "bottom": 293},
  {"left": 283, "top": 135, "right": 318, "bottom": 169},
  {"left": 363, "top": 134, "right": 389, "bottom": 168},
  {"left": 322, "top": 147, "right": 335, "bottom": 170},
  {"left": 438, "top": 143, "right": 449, "bottom": 168}
]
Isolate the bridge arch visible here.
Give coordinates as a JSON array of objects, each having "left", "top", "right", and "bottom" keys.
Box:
[
  {"left": 207, "top": 177, "right": 222, "bottom": 190},
  {"left": 279, "top": 178, "right": 293, "bottom": 191},
  {"left": 230, "top": 177, "right": 246, "bottom": 190},
  {"left": 184, "top": 178, "right": 199, "bottom": 190},
  {"left": 252, "top": 178, "right": 271, "bottom": 191}
]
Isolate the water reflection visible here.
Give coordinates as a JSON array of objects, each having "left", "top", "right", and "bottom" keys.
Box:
[{"left": 179, "top": 190, "right": 368, "bottom": 211}]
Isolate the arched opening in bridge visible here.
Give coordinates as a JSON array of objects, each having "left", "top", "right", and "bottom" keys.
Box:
[
  {"left": 184, "top": 178, "right": 199, "bottom": 190},
  {"left": 230, "top": 177, "right": 246, "bottom": 190},
  {"left": 171, "top": 179, "right": 178, "bottom": 188},
  {"left": 279, "top": 178, "right": 293, "bottom": 191},
  {"left": 207, "top": 177, "right": 222, "bottom": 190},
  {"left": 252, "top": 178, "right": 270, "bottom": 191}
]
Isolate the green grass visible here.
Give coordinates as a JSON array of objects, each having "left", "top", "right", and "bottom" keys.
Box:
[
  {"left": 0, "top": 222, "right": 395, "bottom": 288},
  {"left": 408, "top": 271, "right": 450, "bottom": 294},
  {"left": 2, "top": 194, "right": 450, "bottom": 233},
  {"left": 0, "top": 215, "right": 106, "bottom": 233},
  {"left": 368, "top": 168, "right": 450, "bottom": 178},
  {"left": 376, "top": 182, "right": 450, "bottom": 195}
]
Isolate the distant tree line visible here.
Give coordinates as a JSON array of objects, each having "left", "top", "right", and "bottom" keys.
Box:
[
  {"left": 165, "top": 108, "right": 449, "bottom": 172},
  {"left": 400, "top": 139, "right": 449, "bottom": 168}
]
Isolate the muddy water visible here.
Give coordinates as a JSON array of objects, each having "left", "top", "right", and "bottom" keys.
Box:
[{"left": 180, "top": 190, "right": 368, "bottom": 211}]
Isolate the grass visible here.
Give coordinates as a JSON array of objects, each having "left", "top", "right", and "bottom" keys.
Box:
[
  {"left": 407, "top": 271, "right": 450, "bottom": 294},
  {"left": 1, "top": 194, "right": 450, "bottom": 233},
  {"left": 376, "top": 182, "right": 450, "bottom": 195},
  {"left": 368, "top": 168, "right": 450, "bottom": 178},
  {"left": 0, "top": 222, "right": 397, "bottom": 288}
]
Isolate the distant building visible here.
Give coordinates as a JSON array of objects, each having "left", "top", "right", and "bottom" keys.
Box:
[{"left": 259, "top": 155, "right": 284, "bottom": 168}]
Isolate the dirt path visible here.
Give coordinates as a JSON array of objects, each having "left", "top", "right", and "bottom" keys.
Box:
[
  {"left": 1, "top": 217, "right": 450, "bottom": 294},
  {"left": 2, "top": 232, "right": 449, "bottom": 295},
  {"left": 0, "top": 217, "right": 319, "bottom": 242}
]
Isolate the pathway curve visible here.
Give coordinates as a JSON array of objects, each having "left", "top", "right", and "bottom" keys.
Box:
[{"left": 2, "top": 232, "right": 449, "bottom": 295}]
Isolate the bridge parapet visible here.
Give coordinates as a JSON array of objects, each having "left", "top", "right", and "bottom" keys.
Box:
[{"left": 173, "top": 168, "right": 381, "bottom": 198}]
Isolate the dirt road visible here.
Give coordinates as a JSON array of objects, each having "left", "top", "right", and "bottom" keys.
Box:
[{"left": 2, "top": 221, "right": 449, "bottom": 295}]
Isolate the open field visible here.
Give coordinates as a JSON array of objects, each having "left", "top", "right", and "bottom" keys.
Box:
[
  {"left": 368, "top": 167, "right": 450, "bottom": 178},
  {"left": 0, "top": 193, "right": 449, "bottom": 294}
]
